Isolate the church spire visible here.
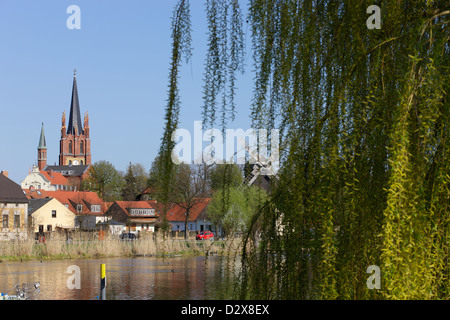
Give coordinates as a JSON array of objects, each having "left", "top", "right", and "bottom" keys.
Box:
[
  {"left": 67, "top": 69, "right": 83, "bottom": 135},
  {"left": 38, "top": 122, "right": 47, "bottom": 150},
  {"left": 38, "top": 122, "right": 47, "bottom": 170}
]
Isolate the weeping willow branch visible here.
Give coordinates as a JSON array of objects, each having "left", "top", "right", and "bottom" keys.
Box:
[
  {"left": 202, "top": 0, "right": 245, "bottom": 130},
  {"left": 157, "top": 0, "right": 192, "bottom": 206}
]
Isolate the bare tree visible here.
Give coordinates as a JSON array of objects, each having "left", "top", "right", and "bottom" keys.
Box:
[{"left": 171, "top": 163, "right": 210, "bottom": 239}]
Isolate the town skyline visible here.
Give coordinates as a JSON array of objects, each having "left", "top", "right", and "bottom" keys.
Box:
[{"left": 0, "top": 1, "right": 254, "bottom": 184}]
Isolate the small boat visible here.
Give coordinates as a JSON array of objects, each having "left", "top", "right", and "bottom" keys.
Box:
[{"left": 1, "top": 282, "right": 40, "bottom": 300}]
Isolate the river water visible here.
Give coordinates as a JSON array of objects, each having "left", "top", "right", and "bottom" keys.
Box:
[{"left": 0, "top": 255, "right": 239, "bottom": 300}]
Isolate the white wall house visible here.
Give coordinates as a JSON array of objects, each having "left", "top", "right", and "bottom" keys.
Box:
[
  {"left": 28, "top": 198, "right": 76, "bottom": 233},
  {"left": 21, "top": 165, "right": 54, "bottom": 191}
]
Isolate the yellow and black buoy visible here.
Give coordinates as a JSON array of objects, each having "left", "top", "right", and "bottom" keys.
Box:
[{"left": 100, "top": 264, "right": 106, "bottom": 300}]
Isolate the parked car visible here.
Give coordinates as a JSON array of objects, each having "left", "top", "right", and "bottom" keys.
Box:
[
  {"left": 196, "top": 231, "right": 214, "bottom": 240},
  {"left": 120, "top": 232, "right": 137, "bottom": 241}
]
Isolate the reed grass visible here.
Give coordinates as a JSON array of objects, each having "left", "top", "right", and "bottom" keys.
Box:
[{"left": 0, "top": 232, "right": 241, "bottom": 262}]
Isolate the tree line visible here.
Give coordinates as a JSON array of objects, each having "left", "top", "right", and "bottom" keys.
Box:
[{"left": 80, "top": 159, "right": 267, "bottom": 239}]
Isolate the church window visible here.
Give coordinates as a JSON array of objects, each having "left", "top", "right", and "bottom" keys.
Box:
[
  {"left": 80, "top": 141, "right": 84, "bottom": 154},
  {"left": 69, "top": 141, "right": 73, "bottom": 154}
]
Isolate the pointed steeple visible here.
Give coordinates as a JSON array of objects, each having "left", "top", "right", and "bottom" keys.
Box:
[
  {"left": 38, "top": 122, "right": 47, "bottom": 170},
  {"left": 67, "top": 69, "right": 83, "bottom": 135},
  {"left": 38, "top": 122, "right": 47, "bottom": 149}
]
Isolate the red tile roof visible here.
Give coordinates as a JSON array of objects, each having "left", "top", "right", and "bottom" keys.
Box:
[
  {"left": 113, "top": 201, "right": 159, "bottom": 217},
  {"left": 164, "top": 199, "right": 211, "bottom": 222},
  {"left": 24, "top": 189, "right": 105, "bottom": 215},
  {"left": 40, "top": 170, "right": 69, "bottom": 186}
]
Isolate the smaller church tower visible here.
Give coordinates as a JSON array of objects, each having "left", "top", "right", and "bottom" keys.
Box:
[{"left": 37, "top": 122, "right": 47, "bottom": 170}]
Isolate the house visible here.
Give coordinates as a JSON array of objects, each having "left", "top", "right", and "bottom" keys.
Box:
[
  {"left": 0, "top": 171, "right": 29, "bottom": 240},
  {"left": 28, "top": 198, "right": 76, "bottom": 235},
  {"left": 24, "top": 189, "right": 107, "bottom": 230},
  {"left": 105, "top": 201, "right": 159, "bottom": 233},
  {"left": 164, "top": 198, "right": 220, "bottom": 236},
  {"left": 21, "top": 165, "right": 70, "bottom": 191}
]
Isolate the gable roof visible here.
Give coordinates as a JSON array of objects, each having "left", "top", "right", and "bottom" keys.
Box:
[
  {"left": 111, "top": 201, "right": 159, "bottom": 217},
  {"left": 40, "top": 170, "right": 69, "bottom": 186},
  {"left": 24, "top": 190, "right": 104, "bottom": 215},
  {"left": 28, "top": 198, "right": 53, "bottom": 214},
  {"left": 0, "top": 174, "right": 29, "bottom": 203},
  {"left": 165, "top": 199, "right": 211, "bottom": 222}
]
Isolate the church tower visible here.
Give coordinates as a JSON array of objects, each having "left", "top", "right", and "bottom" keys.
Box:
[
  {"left": 37, "top": 122, "right": 47, "bottom": 170},
  {"left": 59, "top": 70, "right": 91, "bottom": 166}
]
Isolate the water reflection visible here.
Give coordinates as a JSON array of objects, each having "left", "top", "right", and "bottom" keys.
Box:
[{"left": 0, "top": 255, "right": 238, "bottom": 300}]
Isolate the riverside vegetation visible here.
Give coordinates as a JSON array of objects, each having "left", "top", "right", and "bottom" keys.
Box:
[{"left": 0, "top": 232, "right": 242, "bottom": 262}]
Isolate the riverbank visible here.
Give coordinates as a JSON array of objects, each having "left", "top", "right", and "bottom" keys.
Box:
[{"left": 0, "top": 234, "right": 243, "bottom": 262}]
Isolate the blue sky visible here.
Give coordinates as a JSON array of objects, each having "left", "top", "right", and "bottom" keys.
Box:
[{"left": 0, "top": 0, "right": 254, "bottom": 183}]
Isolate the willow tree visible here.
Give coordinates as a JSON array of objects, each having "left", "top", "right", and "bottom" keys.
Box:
[
  {"left": 155, "top": 0, "right": 192, "bottom": 233},
  {"left": 157, "top": 0, "right": 449, "bottom": 300}
]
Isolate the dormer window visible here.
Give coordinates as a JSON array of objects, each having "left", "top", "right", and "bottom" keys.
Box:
[
  {"left": 129, "top": 209, "right": 155, "bottom": 216},
  {"left": 77, "top": 204, "right": 83, "bottom": 212}
]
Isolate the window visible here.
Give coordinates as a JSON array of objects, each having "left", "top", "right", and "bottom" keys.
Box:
[
  {"left": 77, "top": 204, "right": 83, "bottom": 212},
  {"left": 80, "top": 141, "right": 84, "bottom": 154},
  {"left": 52, "top": 210, "right": 57, "bottom": 218},
  {"left": 47, "top": 225, "right": 52, "bottom": 232},
  {"left": 91, "top": 205, "right": 101, "bottom": 213},
  {"left": 129, "top": 209, "right": 155, "bottom": 216},
  {"left": 14, "top": 215, "right": 20, "bottom": 228},
  {"left": 2, "top": 215, "right": 8, "bottom": 228},
  {"left": 69, "top": 141, "right": 73, "bottom": 154}
]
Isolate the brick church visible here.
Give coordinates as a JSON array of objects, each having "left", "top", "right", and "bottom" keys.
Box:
[{"left": 37, "top": 70, "right": 92, "bottom": 188}]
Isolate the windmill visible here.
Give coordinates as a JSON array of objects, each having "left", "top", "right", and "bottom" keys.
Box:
[
  {"left": 236, "top": 137, "right": 285, "bottom": 236},
  {"left": 237, "top": 137, "right": 279, "bottom": 190}
]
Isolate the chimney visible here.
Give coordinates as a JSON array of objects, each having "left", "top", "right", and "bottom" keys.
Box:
[{"left": 1, "top": 170, "right": 8, "bottom": 178}]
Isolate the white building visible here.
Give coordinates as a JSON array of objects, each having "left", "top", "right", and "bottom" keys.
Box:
[
  {"left": 28, "top": 198, "right": 76, "bottom": 234},
  {"left": 21, "top": 165, "right": 70, "bottom": 191}
]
